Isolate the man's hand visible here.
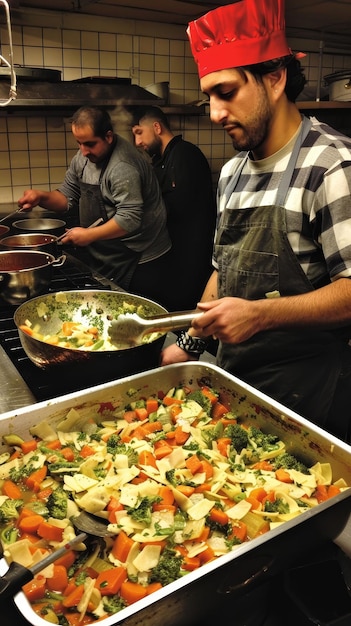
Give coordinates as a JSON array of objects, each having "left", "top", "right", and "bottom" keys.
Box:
[
  {"left": 160, "top": 343, "right": 197, "bottom": 366},
  {"left": 58, "top": 227, "right": 96, "bottom": 247},
  {"left": 193, "top": 297, "right": 262, "bottom": 344},
  {"left": 17, "top": 190, "right": 42, "bottom": 211}
]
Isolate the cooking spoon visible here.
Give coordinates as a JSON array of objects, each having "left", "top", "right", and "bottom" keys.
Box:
[
  {"left": 108, "top": 308, "right": 204, "bottom": 348},
  {"left": 0, "top": 208, "right": 26, "bottom": 224},
  {"left": 0, "top": 511, "right": 112, "bottom": 601}
]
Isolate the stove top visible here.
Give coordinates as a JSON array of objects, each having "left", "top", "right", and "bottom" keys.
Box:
[{"left": 0, "top": 251, "right": 122, "bottom": 408}]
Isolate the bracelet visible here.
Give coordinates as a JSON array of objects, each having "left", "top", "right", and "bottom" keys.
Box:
[{"left": 176, "top": 330, "right": 208, "bottom": 355}]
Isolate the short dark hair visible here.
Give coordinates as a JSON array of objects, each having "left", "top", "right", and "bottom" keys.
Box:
[
  {"left": 243, "top": 55, "right": 307, "bottom": 102},
  {"left": 128, "top": 105, "right": 171, "bottom": 131},
  {"left": 71, "top": 106, "right": 114, "bottom": 138}
]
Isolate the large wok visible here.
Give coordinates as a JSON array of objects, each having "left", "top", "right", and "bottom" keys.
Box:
[{"left": 14, "top": 290, "right": 168, "bottom": 382}]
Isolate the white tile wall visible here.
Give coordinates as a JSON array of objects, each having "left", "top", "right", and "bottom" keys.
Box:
[{"left": 0, "top": 8, "right": 350, "bottom": 206}]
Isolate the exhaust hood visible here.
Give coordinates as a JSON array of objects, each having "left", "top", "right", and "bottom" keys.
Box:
[{"left": 0, "top": 70, "right": 166, "bottom": 110}]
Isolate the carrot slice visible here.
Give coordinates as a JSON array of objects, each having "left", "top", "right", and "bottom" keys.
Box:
[
  {"left": 275, "top": 468, "right": 293, "bottom": 483},
  {"left": 174, "top": 425, "right": 190, "bottom": 445},
  {"left": 185, "top": 454, "right": 202, "bottom": 475},
  {"left": 216, "top": 437, "right": 231, "bottom": 457},
  {"left": 135, "top": 407, "right": 148, "bottom": 421},
  {"left": 2, "top": 479, "right": 23, "bottom": 500},
  {"left": 182, "top": 555, "right": 201, "bottom": 571},
  {"left": 95, "top": 566, "right": 127, "bottom": 596},
  {"left": 25, "top": 466, "right": 48, "bottom": 492},
  {"left": 229, "top": 520, "right": 248, "bottom": 543},
  {"left": 146, "top": 397, "right": 159, "bottom": 415},
  {"left": 20, "top": 439, "right": 38, "bottom": 454},
  {"left": 158, "top": 485, "right": 175, "bottom": 505},
  {"left": 208, "top": 507, "right": 229, "bottom": 526},
  {"left": 18, "top": 514, "right": 45, "bottom": 534},
  {"left": 22, "top": 575, "right": 47, "bottom": 601},
  {"left": 46, "top": 564, "right": 69, "bottom": 592},
  {"left": 111, "top": 530, "right": 134, "bottom": 562},
  {"left": 138, "top": 450, "right": 158, "bottom": 468},
  {"left": 120, "top": 580, "right": 148, "bottom": 605},
  {"left": 37, "top": 520, "right": 64, "bottom": 542},
  {"left": 211, "top": 401, "right": 229, "bottom": 420},
  {"left": 62, "top": 583, "right": 85, "bottom": 608}
]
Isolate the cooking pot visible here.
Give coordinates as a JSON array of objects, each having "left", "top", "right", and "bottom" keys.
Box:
[
  {"left": 0, "top": 233, "right": 58, "bottom": 256},
  {"left": 324, "top": 70, "right": 351, "bottom": 101},
  {"left": 0, "top": 225, "right": 9, "bottom": 237},
  {"left": 12, "top": 218, "right": 66, "bottom": 236},
  {"left": 14, "top": 290, "right": 168, "bottom": 382},
  {"left": 0, "top": 250, "right": 65, "bottom": 305}
]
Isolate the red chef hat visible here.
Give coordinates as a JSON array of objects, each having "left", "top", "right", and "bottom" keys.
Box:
[{"left": 187, "top": 0, "right": 293, "bottom": 79}]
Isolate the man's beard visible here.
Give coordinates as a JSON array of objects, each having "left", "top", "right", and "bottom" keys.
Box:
[
  {"left": 230, "top": 92, "right": 272, "bottom": 153},
  {"left": 145, "top": 136, "right": 162, "bottom": 158}
]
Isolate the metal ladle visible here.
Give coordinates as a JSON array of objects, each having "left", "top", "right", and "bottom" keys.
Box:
[
  {"left": 108, "top": 309, "right": 204, "bottom": 348},
  {"left": 0, "top": 511, "right": 113, "bottom": 601}
]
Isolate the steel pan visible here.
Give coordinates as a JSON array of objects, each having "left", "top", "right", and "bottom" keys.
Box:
[
  {"left": 14, "top": 289, "right": 168, "bottom": 381},
  {"left": 0, "top": 363, "right": 350, "bottom": 626}
]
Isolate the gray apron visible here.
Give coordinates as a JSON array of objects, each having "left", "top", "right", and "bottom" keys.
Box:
[
  {"left": 79, "top": 161, "right": 141, "bottom": 289},
  {"left": 215, "top": 117, "right": 351, "bottom": 432}
]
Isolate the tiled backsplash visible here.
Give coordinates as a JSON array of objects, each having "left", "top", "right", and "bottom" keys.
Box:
[{"left": 0, "top": 8, "right": 350, "bottom": 206}]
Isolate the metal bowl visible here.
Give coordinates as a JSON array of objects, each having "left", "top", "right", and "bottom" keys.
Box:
[
  {"left": 14, "top": 289, "right": 167, "bottom": 381},
  {"left": 0, "top": 233, "right": 58, "bottom": 256},
  {"left": 12, "top": 218, "right": 66, "bottom": 236},
  {"left": 0, "top": 250, "right": 65, "bottom": 305}
]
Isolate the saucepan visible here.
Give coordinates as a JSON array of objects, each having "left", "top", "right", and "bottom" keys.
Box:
[
  {"left": 0, "top": 225, "right": 9, "bottom": 238},
  {"left": 12, "top": 218, "right": 66, "bottom": 236},
  {"left": 0, "top": 233, "right": 59, "bottom": 256},
  {"left": 13, "top": 289, "right": 169, "bottom": 382},
  {"left": 0, "top": 250, "right": 65, "bottom": 304}
]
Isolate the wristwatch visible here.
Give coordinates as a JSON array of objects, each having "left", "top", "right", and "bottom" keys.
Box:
[{"left": 176, "top": 330, "right": 208, "bottom": 355}]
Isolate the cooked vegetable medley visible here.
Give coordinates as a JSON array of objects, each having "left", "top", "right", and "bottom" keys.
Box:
[
  {"left": 18, "top": 299, "right": 162, "bottom": 351},
  {"left": 0, "top": 384, "right": 348, "bottom": 624}
]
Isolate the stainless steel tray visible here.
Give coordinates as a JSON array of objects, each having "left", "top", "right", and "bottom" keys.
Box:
[{"left": 1, "top": 362, "right": 351, "bottom": 626}]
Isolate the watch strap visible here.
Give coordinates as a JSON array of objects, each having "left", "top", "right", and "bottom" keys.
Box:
[{"left": 176, "top": 330, "right": 208, "bottom": 355}]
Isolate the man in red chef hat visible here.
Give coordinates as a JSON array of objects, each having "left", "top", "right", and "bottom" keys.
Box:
[{"left": 162, "top": 0, "right": 351, "bottom": 442}]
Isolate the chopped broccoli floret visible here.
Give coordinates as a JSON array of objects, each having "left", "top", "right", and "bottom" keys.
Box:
[
  {"left": 224, "top": 423, "right": 249, "bottom": 452},
  {"left": 165, "top": 469, "right": 179, "bottom": 487},
  {"left": 126, "top": 496, "right": 160, "bottom": 525},
  {"left": 247, "top": 426, "right": 280, "bottom": 451},
  {"left": 0, "top": 498, "right": 23, "bottom": 523},
  {"left": 47, "top": 487, "right": 68, "bottom": 520},
  {"left": 106, "top": 435, "right": 138, "bottom": 466},
  {"left": 264, "top": 498, "right": 290, "bottom": 514},
  {"left": 149, "top": 548, "right": 183, "bottom": 586},
  {"left": 186, "top": 390, "right": 212, "bottom": 415},
  {"left": 273, "top": 452, "right": 310, "bottom": 474},
  {"left": 102, "top": 594, "right": 126, "bottom": 614}
]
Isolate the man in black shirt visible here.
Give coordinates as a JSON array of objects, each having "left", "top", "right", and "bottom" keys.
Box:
[{"left": 130, "top": 106, "right": 217, "bottom": 312}]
